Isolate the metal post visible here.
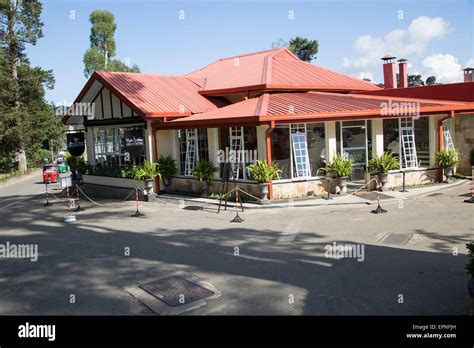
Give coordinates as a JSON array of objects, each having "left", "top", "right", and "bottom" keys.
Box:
[
  {"left": 44, "top": 182, "right": 52, "bottom": 206},
  {"left": 465, "top": 176, "right": 474, "bottom": 203},
  {"left": 231, "top": 184, "right": 243, "bottom": 223},
  {"left": 74, "top": 184, "right": 84, "bottom": 212},
  {"left": 371, "top": 175, "right": 387, "bottom": 214},
  {"left": 131, "top": 187, "right": 145, "bottom": 217},
  {"left": 400, "top": 170, "right": 408, "bottom": 192}
]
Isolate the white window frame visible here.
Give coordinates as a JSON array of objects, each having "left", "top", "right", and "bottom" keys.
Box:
[{"left": 290, "top": 124, "right": 311, "bottom": 178}]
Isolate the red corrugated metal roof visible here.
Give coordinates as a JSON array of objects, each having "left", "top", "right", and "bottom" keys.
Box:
[
  {"left": 78, "top": 71, "right": 220, "bottom": 118},
  {"left": 164, "top": 92, "right": 469, "bottom": 127},
  {"left": 185, "top": 48, "right": 380, "bottom": 94}
]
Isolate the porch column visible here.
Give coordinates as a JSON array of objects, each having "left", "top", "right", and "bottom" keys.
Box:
[
  {"left": 325, "top": 121, "right": 337, "bottom": 162},
  {"left": 207, "top": 128, "right": 220, "bottom": 179},
  {"left": 265, "top": 122, "right": 274, "bottom": 200},
  {"left": 429, "top": 116, "right": 439, "bottom": 167},
  {"left": 145, "top": 121, "right": 154, "bottom": 162},
  {"left": 256, "top": 125, "right": 267, "bottom": 161},
  {"left": 371, "top": 120, "right": 384, "bottom": 157},
  {"left": 85, "top": 128, "right": 95, "bottom": 165}
]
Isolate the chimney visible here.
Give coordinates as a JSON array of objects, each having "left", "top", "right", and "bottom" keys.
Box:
[
  {"left": 463, "top": 67, "right": 474, "bottom": 82},
  {"left": 381, "top": 55, "right": 397, "bottom": 89},
  {"left": 398, "top": 58, "right": 408, "bottom": 88}
]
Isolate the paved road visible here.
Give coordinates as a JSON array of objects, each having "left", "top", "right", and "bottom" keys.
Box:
[{"left": 0, "top": 177, "right": 472, "bottom": 315}]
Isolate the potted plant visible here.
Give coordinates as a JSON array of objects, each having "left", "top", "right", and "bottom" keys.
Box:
[
  {"left": 132, "top": 160, "right": 158, "bottom": 193},
  {"left": 465, "top": 243, "right": 474, "bottom": 300},
  {"left": 156, "top": 155, "right": 178, "bottom": 189},
  {"left": 192, "top": 160, "right": 218, "bottom": 196},
  {"left": 326, "top": 154, "right": 353, "bottom": 195},
  {"left": 65, "top": 154, "right": 88, "bottom": 184},
  {"left": 369, "top": 152, "right": 400, "bottom": 191},
  {"left": 246, "top": 160, "right": 282, "bottom": 203},
  {"left": 436, "top": 148, "right": 459, "bottom": 182}
]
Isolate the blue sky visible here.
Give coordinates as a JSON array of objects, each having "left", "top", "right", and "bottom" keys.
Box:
[{"left": 25, "top": 0, "right": 474, "bottom": 104}]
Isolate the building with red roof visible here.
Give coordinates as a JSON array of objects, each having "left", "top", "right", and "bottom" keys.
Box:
[{"left": 65, "top": 48, "right": 474, "bottom": 200}]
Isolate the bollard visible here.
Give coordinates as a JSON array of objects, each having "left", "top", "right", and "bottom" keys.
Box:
[
  {"left": 465, "top": 176, "right": 474, "bottom": 203},
  {"left": 44, "top": 182, "right": 52, "bottom": 206},
  {"left": 371, "top": 175, "right": 387, "bottom": 214},
  {"left": 131, "top": 187, "right": 145, "bottom": 217},
  {"left": 231, "top": 184, "right": 244, "bottom": 223},
  {"left": 400, "top": 171, "right": 408, "bottom": 193}
]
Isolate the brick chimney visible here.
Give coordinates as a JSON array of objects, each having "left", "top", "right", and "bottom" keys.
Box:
[
  {"left": 381, "top": 55, "right": 397, "bottom": 89},
  {"left": 463, "top": 67, "right": 474, "bottom": 82},
  {"left": 398, "top": 58, "right": 408, "bottom": 88}
]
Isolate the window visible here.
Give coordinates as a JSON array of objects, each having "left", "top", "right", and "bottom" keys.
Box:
[
  {"left": 217, "top": 127, "right": 257, "bottom": 180},
  {"left": 400, "top": 118, "right": 418, "bottom": 168},
  {"left": 93, "top": 126, "right": 145, "bottom": 166},
  {"left": 415, "top": 117, "right": 430, "bottom": 166},
  {"left": 383, "top": 118, "right": 419, "bottom": 169},
  {"left": 271, "top": 123, "right": 325, "bottom": 180},
  {"left": 178, "top": 128, "right": 209, "bottom": 176}
]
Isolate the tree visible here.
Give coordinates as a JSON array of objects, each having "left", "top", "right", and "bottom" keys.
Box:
[
  {"left": 83, "top": 10, "right": 140, "bottom": 78},
  {"left": 0, "top": 0, "right": 53, "bottom": 174},
  {"left": 425, "top": 76, "right": 437, "bottom": 85},
  {"left": 408, "top": 74, "right": 425, "bottom": 87},
  {"left": 288, "top": 36, "right": 319, "bottom": 62},
  {"left": 271, "top": 38, "right": 288, "bottom": 49}
]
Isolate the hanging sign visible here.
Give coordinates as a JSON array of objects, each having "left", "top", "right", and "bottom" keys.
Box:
[
  {"left": 66, "top": 132, "right": 85, "bottom": 157},
  {"left": 124, "top": 129, "right": 144, "bottom": 157}
]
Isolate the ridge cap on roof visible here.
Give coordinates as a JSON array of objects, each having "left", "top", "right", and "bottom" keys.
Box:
[
  {"left": 97, "top": 70, "right": 194, "bottom": 79},
  {"left": 280, "top": 60, "right": 380, "bottom": 88}
]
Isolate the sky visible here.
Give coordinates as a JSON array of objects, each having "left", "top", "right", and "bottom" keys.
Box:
[{"left": 24, "top": 0, "right": 474, "bottom": 105}]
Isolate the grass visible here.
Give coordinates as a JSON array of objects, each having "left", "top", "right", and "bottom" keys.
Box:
[{"left": 0, "top": 167, "right": 40, "bottom": 181}]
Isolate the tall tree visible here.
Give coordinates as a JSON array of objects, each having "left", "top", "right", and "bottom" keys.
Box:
[
  {"left": 407, "top": 74, "right": 425, "bottom": 87},
  {"left": 0, "top": 0, "right": 52, "bottom": 174},
  {"left": 288, "top": 36, "right": 319, "bottom": 62},
  {"left": 83, "top": 10, "right": 140, "bottom": 78},
  {"left": 425, "top": 76, "right": 437, "bottom": 85}
]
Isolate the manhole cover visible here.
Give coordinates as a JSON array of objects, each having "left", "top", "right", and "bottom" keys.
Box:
[
  {"left": 139, "top": 276, "right": 214, "bottom": 307},
  {"left": 427, "top": 192, "right": 443, "bottom": 197},
  {"left": 379, "top": 233, "right": 413, "bottom": 245}
]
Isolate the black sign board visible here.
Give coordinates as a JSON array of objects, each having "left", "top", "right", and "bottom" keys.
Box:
[
  {"left": 66, "top": 132, "right": 85, "bottom": 157},
  {"left": 124, "top": 129, "right": 145, "bottom": 157}
]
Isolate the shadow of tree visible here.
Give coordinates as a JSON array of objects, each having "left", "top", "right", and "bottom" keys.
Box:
[{"left": 0, "top": 193, "right": 471, "bottom": 315}]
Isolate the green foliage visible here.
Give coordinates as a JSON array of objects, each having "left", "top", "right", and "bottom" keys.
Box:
[
  {"left": 466, "top": 243, "right": 474, "bottom": 278},
  {"left": 326, "top": 154, "right": 354, "bottom": 178},
  {"left": 156, "top": 155, "right": 177, "bottom": 179},
  {"left": 83, "top": 10, "right": 140, "bottom": 77},
  {"left": 436, "top": 148, "right": 459, "bottom": 168},
  {"left": 132, "top": 160, "right": 157, "bottom": 180},
  {"left": 369, "top": 152, "right": 400, "bottom": 174},
  {"left": 65, "top": 153, "right": 88, "bottom": 174},
  {"left": 90, "top": 164, "right": 133, "bottom": 178},
  {"left": 192, "top": 160, "right": 217, "bottom": 182},
  {"left": 288, "top": 36, "right": 319, "bottom": 62},
  {"left": 425, "top": 76, "right": 437, "bottom": 85},
  {"left": 246, "top": 160, "right": 282, "bottom": 183},
  {"left": 408, "top": 74, "right": 425, "bottom": 87},
  {"left": 0, "top": 1, "right": 60, "bottom": 174}
]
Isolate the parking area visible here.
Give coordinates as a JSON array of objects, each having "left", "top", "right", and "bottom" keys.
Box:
[{"left": 0, "top": 176, "right": 472, "bottom": 315}]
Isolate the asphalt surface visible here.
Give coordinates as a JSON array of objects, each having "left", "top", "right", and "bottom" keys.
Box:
[{"left": 0, "top": 174, "right": 473, "bottom": 315}]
